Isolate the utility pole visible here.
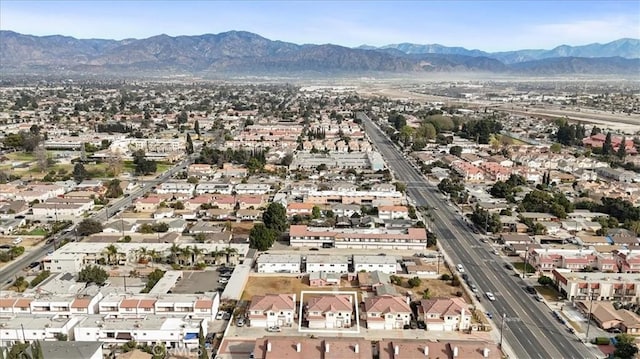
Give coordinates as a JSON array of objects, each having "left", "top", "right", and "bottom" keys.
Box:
[
  {"left": 500, "top": 313, "right": 507, "bottom": 348},
  {"left": 585, "top": 290, "right": 595, "bottom": 343},
  {"left": 523, "top": 246, "right": 529, "bottom": 278}
]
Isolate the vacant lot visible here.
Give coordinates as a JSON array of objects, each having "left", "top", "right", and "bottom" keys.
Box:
[
  {"left": 242, "top": 275, "right": 466, "bottom": 303},
  {"left": 242, "top": 276, "right": 356, "bottom": 301},
  {"left": 0, "top": 236, "right": 43, "bottom": 248}
]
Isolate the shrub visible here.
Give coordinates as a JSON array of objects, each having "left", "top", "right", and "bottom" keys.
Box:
[{"left": 440, "top": 274, "right": 451, "bottom": 281}]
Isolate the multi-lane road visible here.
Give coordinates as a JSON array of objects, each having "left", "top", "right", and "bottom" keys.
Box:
[
  {"left": 359, "top": 113, "right": 597, "bottom": 359},
  {"left": 0, "top": 155, "right": 194, "bottom": 287}
]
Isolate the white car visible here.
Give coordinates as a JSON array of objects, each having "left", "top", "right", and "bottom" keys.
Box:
[
  {"left": 215, "top": 312, "right": 225, "bottom": 320},
  {"left": 456, "top": 264, "right": 465, "bottom": 273},
  {"left": 470, "top": 284, "right": 478, "bottom": 293},
  {"left": 12, "top": 237, "right": 23, "bottom": 245},
  {"left": 485, "top": 292, "right": 496, "bottom": 301}
]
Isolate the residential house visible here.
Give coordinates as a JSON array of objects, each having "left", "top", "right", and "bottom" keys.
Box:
[
  {"left": 364, "top": 295, "right": 412, "bottom": 329},
  {"left": 309, "top": 271, "right": 342, "bottom": 287},
  {"left": 134, "top": 197, "right": 162, "bottom": 212},
  {"left": 287, "top": 202, "right": 315, "bottom": 217},
  {"left": 248, "top": 294, "right": 296, "bottom": 328},
  {"left": 306, "top": 295, "right": 353, "bottom": 329},
  {"left": 357, "top": 271, "right": 391, "bottom": 291},
  {"left": 377, "top": 339, "right": 501, "bottom": 359},
  {"left": 378, "top": 206, "right": 410, "bottom": 220},
  {"left": 236, "top": 209, "right": 262, "bottom": 221},
  {"left": 420, "top": 297, "right": 471, "bottom": 331},
  {"left": 616, "top": 250, "right": 640, "bottom": 273},
  {"left": 236, "top": 195, "right": 265, "bottom": 209},
  {"left": 251, "top": 337, "right": 372, "bottom": 359}
]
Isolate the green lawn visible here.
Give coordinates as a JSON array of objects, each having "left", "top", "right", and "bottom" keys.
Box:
[
  {"left": 6, "top": 152, "right": 36, "bottom": 161},
  {"left": 535, "top": 285, "right": 563, "bottom": 302},
  {"left": 28, "top": 228, "right": 48, "bottom": 236},
  {"left": 513, "top": 262, "right": 536, "bottom": 273}
]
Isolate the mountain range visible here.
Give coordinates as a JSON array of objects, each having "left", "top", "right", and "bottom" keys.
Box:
[{"left": 1, "top": 30, "right": 639, "bottom": 76}]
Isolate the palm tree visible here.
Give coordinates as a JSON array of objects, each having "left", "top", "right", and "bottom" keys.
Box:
[
  {"left": 180, "top": 246, "right": 193, "bottom": 266},
  {"left": 169, "top": 243, "right": 181, "bottom": 265},
  {"left": 224, "top": 246, "right": 238, "bottom": 265},
  {"left": 136, "top": 247, "right": 149, "bottom": 264},
  {"left": 190, "top": 246, "right": 204, "bottom": 267},
  {"left": 103, "top": 244, "right": 119, "bottom": 265},
  {"left": 148, "top": 249, "right": 161, "bottom": 265},
  {"left": 208, "top": 250, "right": 225, "bottom": 265}
]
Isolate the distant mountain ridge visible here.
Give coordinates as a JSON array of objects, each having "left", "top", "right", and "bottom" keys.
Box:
[
  {"left": 1, "top": 30, "right": 639, "bottom": 76},
  {"left": 367, "top": 38, "right": 640, "bottom": 64}
]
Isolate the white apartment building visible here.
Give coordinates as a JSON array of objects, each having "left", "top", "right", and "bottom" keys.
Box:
[
  {"left": 256, "top": 254, "right": 301, "bottom": 274},
  {"left": 552, "top": 270, "right": 640, "bottom": 302},
  {"left": 234, "top": 183, "right": 271, "bottom": 195},
  {"left": 74, "top": 315, "right": 206, "bottom": 350},
  {"left": 156, "top": 182, "right": 196, "bottom": 195},
  {"left": 353, "top": 255, "right": 398, "bottom": 274},
  {"left": 0, "top": 315, "right": 82, "bottom": 345},
  {"left": 289, "top": 225, "right": 427, "bottom": 250},
  {"left": 305, "top": 255, "right": 349, "bottom": 274},
  {"left": 97, "top": 292, "right": 219, "bottom": 321}
]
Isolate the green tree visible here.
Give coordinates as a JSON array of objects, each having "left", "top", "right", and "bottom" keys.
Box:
[
  {"left": 550, "top": 143, "right": 562, "bottom": 153},
  {"left": 77, "top": 219, "right": 103, "bottom": 236},
  {"left": 249, "top": 223, "right": 276, "bottom": 251},
  {"left": 408, "top": 276, "right": 422, "bottom": 288},
  {"left": 186, "top": 133, "right": 194, "bottom": 154},
  {"left": 194, "top": 120, "right": 200, "bottom": 137},
  {"left": 262, "top": 203, "right": 287, "bottom": 234},
  {"left": 613, "top": 334, "right": 639, "bottom": 359},
  {"left": 617, "top": 136, "right": 627, "bottom": 160},
  {"left": 105, "top": 179, "right": 124, "bottom": 198},
  {"left": 449, "top": 145, "right": 463, "bottom": 157},
  {"left": 77, "top": 265, "right": 109, "bottom": 285},
  {"left": 312, "top": 206, "right": 321, "bottom": 219},
  {"left": 538, "top": 275, "right": 553, "bottom": 286},
  {"left": 602, "top": 132, "right": 614, "bottom": 156},
  {"left": 72, "top": 162, "right": 89, "bottom": 183},
  {"left": 142, "top": 269, "right": 166, "bottom": 293},
  {"left": 198, "top": 326, "right": 208, "bottom": 359}
]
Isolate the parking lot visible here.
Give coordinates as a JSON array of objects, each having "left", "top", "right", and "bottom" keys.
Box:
[{"left": 171, "top": 270, "right": 222, "bottom": 294}]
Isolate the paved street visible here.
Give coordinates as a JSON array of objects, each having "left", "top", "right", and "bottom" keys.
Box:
[
  {"left": 0, "top": 155, "right": 195, "bottom": 288},
  {"left": 359, "top": 112, "right": 599, "bottom": 359}
]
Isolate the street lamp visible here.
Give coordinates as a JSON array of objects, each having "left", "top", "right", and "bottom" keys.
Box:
[{"left": 499, "top": 313, "right": 507, "bottom": 348}]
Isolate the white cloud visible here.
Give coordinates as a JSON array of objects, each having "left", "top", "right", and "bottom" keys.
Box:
[{"left": 527, "top": 15, "right": 640, "bottom": 46}]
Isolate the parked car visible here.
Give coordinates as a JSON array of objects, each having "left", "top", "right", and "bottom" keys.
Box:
[
  {"left": 525, "top": 285, "right": 536, "bottom": 294},
  {"left": 504, "top": 263, "right": 514, "bottom": 270},
  {"left": 485, "top": 292, "right": 496, "bottom": 301},
  {"left": 267, "top": 326, "right": 281, "bottom": 332},
  {"left": 461, "top": 273, "right": 469, "bottom": 282},
  {"left": 486, "top": 312, "right": 493, "bottom": 320},
  {"left": 216, "top": 312, "right": 225, "bottom": 320},
  {"left": 470, "top": 284, "right": 478, "bottom": 293},
  {"left": 534, "top": 294, "right": 544, "bottom": 302},
  {"left": 417, "top": 321, "right": 426, "bottom": 329},
  {"left": 236, "top": 317, "right": 245, "bottom": 327},
  {"left": 456, "top": 264, "right": 465, "bottom": 273}
]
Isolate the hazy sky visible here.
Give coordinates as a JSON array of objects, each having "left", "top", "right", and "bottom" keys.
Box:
[{"left": 2, "top": 1, "right": 639, "bottom": 51}]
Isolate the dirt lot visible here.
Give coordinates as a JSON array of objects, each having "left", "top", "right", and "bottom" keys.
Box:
[
  {"left": 242, "top": 275, "right": 466, "bottom": 303},
  {"left": 0, "top": 236, "right": 44, "bottom": 248},
  {"left": 242, "top": 276, "right": 357, "bottom": 301}
]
